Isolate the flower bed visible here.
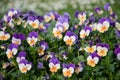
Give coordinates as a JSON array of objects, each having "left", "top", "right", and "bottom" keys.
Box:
[{"left": 0, "top": 3, "right": 120, "bottom": 80}]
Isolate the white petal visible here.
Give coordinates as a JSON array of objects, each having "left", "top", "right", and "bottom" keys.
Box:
[
  {"left": 26, "top": 64, "right": 32, "bottom": 70},
  {"left": 115, "top": 22, "right": 120, "bottom": 30},
  {"left": 6, "top": 49, "right": 11, "bottom": 54},
  {"left": 80, "top": 30, "right": 85, "bottom": 34},
  {"left": 53, "top": 28, "right": 57, "bottom": 33},
  {"left": 12, "top": 48, "right": 17, "bottom": 55},
  {"left": 97, "top": 46, "right": 102, "bottom": 52},
  {"left": 86, "top": 30, "right": 90, "bottom": 36},
  {"left": 49, "top": 63, "right": 54, "bottom": 68},
  {"left": 0, "top": 31, "right": 4, "bottom": 36},
  {"left": 94, "top": 57, "right": 99, "bottom": 64},
  {"left": 63, "top": 22, "right": 69, "bottom": 30},
  {"left": 55, "top": 64, "right": 60, "bottom": 69},
  {"left": 87, "top": 56, "right": 92, "bottom": 61},
  {"left": 70, "top": 36, "right": 76, "bottom": 42},
  {"left": 63, "top": 36, "right": 69, "bottom": 41},
  {"left": 19, "top": 63, "right": 25, "bottom": 69},
  {"left": 69, "top": 67, "right": 74, "bottom": 73},
  {"left": 62, "top": 68, "right": 67, "bottom": 73},
  {"left": 103, "top": 21, "right": 110, "bottom": 28}
]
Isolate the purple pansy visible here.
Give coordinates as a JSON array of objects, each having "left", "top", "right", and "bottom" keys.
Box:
[
  {"left": 104, "top": 3, "right": 113, "bottom": 14},
  {"left": 18, "top": 59, "right": 32, "bottom": 73},
  {"left": 6, "top": 43, "right": 18, "bottom": 59},
  {"left": 12, "top": 33, "right": 25, "bottom": 45},
  {"left": 80, "top": 26, "right": 92, "bottom": 39},
  {"left": 16, "top": 51, "right": 26, "bottom": 63},
  {"left": 0, "top": 31, "right": 10, "bottom": 41},
  {"left": 38, "top": 41, "right": 48, "bottom": 56},
  {"left": 97, "top": 18, "right": 110, "bottom": 33},
  {"left": 64, "top": 31, "right": 78, "bottom": 46},
  {"left": 27, "top": 31, "right": 38, "bottom": 46},
  {"left": 49, "top": 57, "right": 60, "bottom": 73},
  {"left": 39, "top": 23, "right": 50, "bottom": 33},
  {"left": 87, "top": 52, "right": 100, "bottom": 67},
  {"left": 62, "top": 63, "right": 75, "bottom": 78},
  {"left": 94, "top": 7, "right": 103, "bottom": 15},
  {"left": 96, "top": 43, "right": 109, "bottom": 57}
]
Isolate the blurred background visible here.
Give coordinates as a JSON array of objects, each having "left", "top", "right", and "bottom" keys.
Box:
[{"left": 0, "top": 0, "right": 119, "bottom": 18}]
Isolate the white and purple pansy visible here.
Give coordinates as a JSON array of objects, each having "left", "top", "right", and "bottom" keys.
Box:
[
  {"left": 96, "top": 43, "right": 109, "bottom": 57},
  {"left": 16, "top": 51, "right": 26, "bottom": 63},
  {"left": 62, "top": 63, "right": 75, "bottom": 78},
  {"left": 0, "top": 31, "right": 10, "bottom": 41},
  {"left": 56, "top": 15, "right": 69, "bottom": 32},
  {"left": 18, "top": 59, "right": 32, "bottom": 73},
  {"left": 75, "top": 62, "right": 85, "bottom": 74},
  {"left": 94, "top": 7, "right": 103, "bottom": 15},
  {"left": 28, "top": 16, "right": 39, "bottom": 29},
  {"left": 63, "top": 31, "right": 78, "bottom": 46},
  {"left": 6, "top": 43, "right": 18, "bottom": 59},
  {"left": 27, "top": 31, "right": 38, "bottom": 46},
  {"left": 49, "top": 57, "right": 60, "bottom": 73},
  {"left": 104, "top": 3, "right": 113, "bottom": 14},
  {"left": 12, "top": 33, "right": 25, "bottom": 45},
  {"left": 97, "top": 18, "right": 110, "bottom": 33},
  {"left": 87, "top": 52, "right": 100, "bottom": 67},
  {"left": 114, "top": 48, "right": 120, "bottom": 60},
  {"left": 52, "top": 25, "right": 64, "bottom": 39},
  {"left": 38, "top": 41, "right": 48, "bottom": 56},
  {"left": 39, "top": 23, "right": 50, "bottom": 33},
  {"left": 80, "top": 26, "right": 92, "bottom": 39}
]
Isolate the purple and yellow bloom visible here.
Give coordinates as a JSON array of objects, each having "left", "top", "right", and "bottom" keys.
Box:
[
  {"left": 87, "top": 52, "right": 100, "bottom": 67},
  {"left": 0, "top": 31, "right": 10, "bottom": 41},
  {"left": 16, "top": 51, "right": 26, "bottom": 63},
  {"left": 28, "top": 16, "right": 39, "bottom": 29},
  {"left": 97, "top": 18, "right": 110, "bottom": 33},
  {"left": 75, "top": 62, "right": 85, "bottom": 74},
  {"left": 39, "top": 23, "right": 50, "bottom": 33},
  {"left": 114, "top": 48, "right": 120, "bottom": 60},
  {"left": 49, "top": 57, "right": 60, "bottom": 73},
  {"left": 18, "top": 59, "right": 32, "bottom": 73},
  {"left": 56, "top": 15, "right": 69, "bottom": 32},
  {"left": 38, "top": 41, "right": 48, "bottom": 56},
  {"left": 52, "top": 26, "right": 63, "bottom": 39},
  {"left": 77, "top": 12, "right": 86, "bottom": 25},
  {"left": 94, "top": 7, "right": 103, "bottom": 15},
  {"left": 27, "top": 31, "right": 38, "bottom": 46},
  {"left": 80, "top": 26, "right": 92, "bottom": 39},
  {"left": 96, "top": 43, "right": 109, "bottom": 57},
  {"left": 64, "top": 31, "right": 78, "bottom": 46},
  {"left": 12, "top": 33, "right": 25, "bottom": 45},
  {"left": 6, "top": 43, "right": 18, "bottom": 59},
  {"left": 62, "top": 63, "right": 75, "bottom": 78},
  {"left": 104, "top": 3, "right": 113, "bottom": 14}
]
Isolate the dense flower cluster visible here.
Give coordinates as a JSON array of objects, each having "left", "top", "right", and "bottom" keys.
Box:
[{"left": 0, "top": 3, "right": 120, "bottom": 79}]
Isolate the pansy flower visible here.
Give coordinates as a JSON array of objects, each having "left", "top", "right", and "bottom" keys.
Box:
[
  {"left": 28, "top": 16, "right": 39, "bottom": 29},
  {"left": 97, "top": 18, "right": 110, "bottom": 33},
  {"left": 80, "top": 26, "right": 92, "bottom": 39},
  {"left": 75, "top": 62, "right": 85, "bottom": 74},
  {"left": 16, "top": 51, "right": 26, "bottom": 63},
  {"left": 62, "top": 63, "right": 75, "bottom": 78},
  {"left": 94, "top": 7, "right": 103, "bottom": 15},
  {"left": 87, "top": 52, "right": 100, "bottom": 67},
  {"left": 84, "top": 45, "right": 96, "bottom": 53},
  {"left": 49, "top": 57, "right": 60, "bottom": 73},
  {"left": 0, "top": 31, "right": 10, "bottom": 41},
  {"left": 39, "top": 23, "right": 50, "bottom": 33},
  {"left": 114, "top": 47, "right": 120, "bottom": 60},
  {"left": 76, "top": 12, "right": 86, "bottom": 25},
  {"left": 6, "top": 9, "right": 19, "bottom": 18},
  {"left": 38, "top": 62, "right": 43, "bottom": 69},
  {"left": 12, "top": 33, "right": 25, "bottom": 45},
  {"left": 52, "top": 26, "right": 63, "bottom": 39},
  {"left": 56, "top": 16, "right": 69, "bottom": 32},
  {"left": 96, "top": 43, "right": 109, "bottom": 57},
  {"left": 38, "top": 41, "right": 48, "bottom": 56},
  {"left": 6, "top": 43, "right": 18, "bottom": 59},
  {"left": 64, "top": 31, "right": 78, "bottom": 46},
  {"left": 27, "top": 31, "right": 38, "bottom": 46},
  {"left": 18, "top": 59, "right": 32, "bottom": 73},
  {"left": 104, "top": 3, "right": 113, "bottom": 14}
]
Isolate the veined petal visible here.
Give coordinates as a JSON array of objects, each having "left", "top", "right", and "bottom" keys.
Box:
[
  {"left": 69, "top": 67, "right": 74, "bottom": 73},
  {"left": 87, "top": 56, "right": 92, "bottom": 61},
  {"left": 94, "top": 57, "right": 99, "bottom": 64},
  {"left": 63, "top": 36, "right": 69, "bottom": 41},
  {"left": 70, "top": 36, "right": 76, "bottom": 42},
  {"left": 26, "top": 64, "right": 32, "bottom": 70},
  {"left": 49, "top": 62, "right": 54, "bottom": 68},
  {"left": 12, "top": 48, "right": 17, "bottom": 55}
]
